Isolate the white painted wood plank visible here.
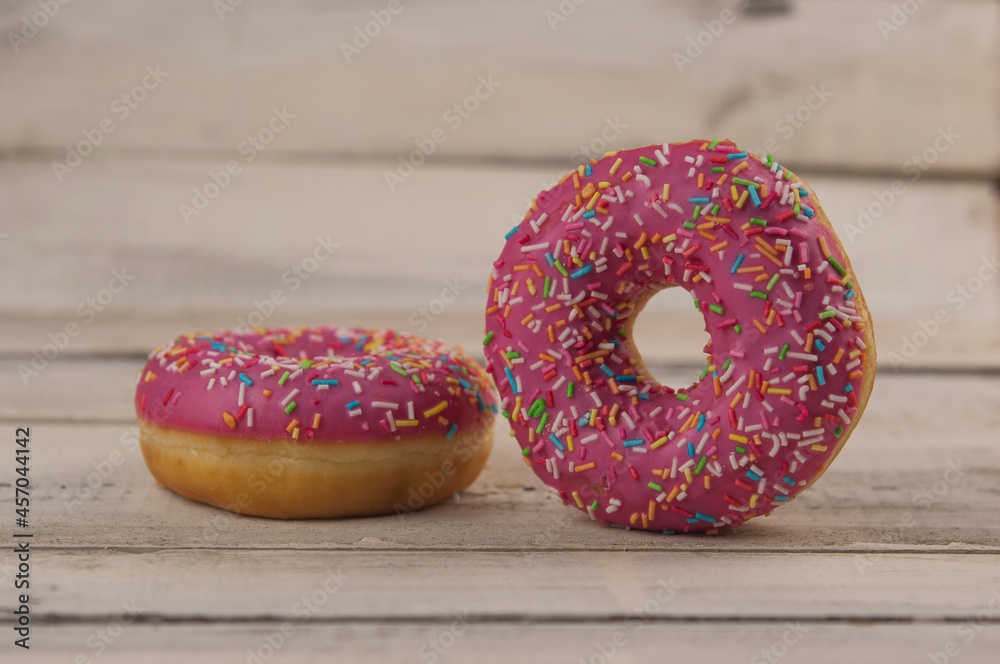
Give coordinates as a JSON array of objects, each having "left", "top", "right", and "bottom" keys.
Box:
[
  {"left": 1, "top": 1, "right": 997, "bottom": 172},
  {"left": 1, "top": 161, "right": 997, "bottom": 326},
  {"left": 3, "top": 549, "right": 999, "bottom": 620},
  {"left": 23, "top": 622, "right": 1000, "bottom": 664},
  {"left": 1, "top": 372, "right": 998, "bottom": 550}
]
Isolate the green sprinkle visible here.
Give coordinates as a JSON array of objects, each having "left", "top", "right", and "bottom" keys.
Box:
[
  {"left": 722, "top": 358, "right": 731, "bottom": 371},
  {"left": 278, "top": 371, "right": 290, "bottom": 386},
  {"left": 554, "top": 261, "right": 569, "bottom": 277},
  {"left": 522, "top": 447, "right": 531, "bottom": 456},
  {"left": 648, "top": 481, "right": 663, "bottom": 492},
  {"left": 779, "top": 343, "right": 790, "bottom": 361},
  {"left": 828, "top": 256, "right": 848, "bottom": 276},
  {"left": 638, "top": 156, "right": 657, "bottom": 167},
  {"left": 733, "top": 177, "right": 756, "bottom": 187},
  {"left": 693, "top": 297, "right": 701, "bottom": 310},
  {"left": 844, "top": 280, "right": 854, "bottom": 289},
  {"left": 483, "top": 331, "right": 495, "bottom": 346},
  {"left": 750, "top": 217, "right": 767, "bottom": 227},
  {"left": 709, "top": 139, "right": 720, "bottom": 149},
  {"left": 390, "top": 363, "right": 409, "bottom": 376},
  {"left": 299, "top": 359, "right": 314, "bottom": 368},
  {"left": 709, "top": 304, "right": 724, "bottom": 315},
  {"left": 835, "top": 426, "right": 844, "bottom": 437},
  {"left": 734, "top": 324, "right": 742, "bottom": 333},
  {"left": 284, "top": 401, "right": 297, "bottom": 414},
  {"left": 766, "top": 274, "right": 781, "bottom": 291},
  {"left": 506, "top": 351, "right": 521, "bottom": 359},
  {"left": 567, "top": 381, "right": 575, "bottom": 398},
  {"left": 683, "top": 221, "right": 697, "bottom": 229},
  {"left": 749, "top": 291, "right": 767, "bottom": 300},
  {"left": 712, "top": 204, "right": 721, "bottom": 215},
  {"left": 501, "top": 410, "right": 511, "bottom": 419},
  {"left": 710, "top": 166, "right": 724, "bottom": 173},
  {"left": 529, "top": 398, "right": 546, "bottom": 418},
  {"left": 616, "top": 327, "right": 627, "bottom": 338},
  {"left": 676, "top": 393, "right": 689, "bottom": 402},
  {"left": 590, "top": 500, "right": 599, "bottom": 511},
  {"left": 735, "top": 445, "right": 746, "bottom": 454},
  {"left": 695, "top": 456, "right": 708, "bottom": 474},
  {"left": 819, "top": 310, "right": 838, "bottom": 319},
  {"left": 535, "top": 413, "right": 549, "bottom": 434},
  {"left": 700, "top": 365, "right": 711, "bottom": 381},
  {"left": 543, "top": 276, "right": 552, "bottom": 298},
  {"left": 692, "top": 205, "right": 702, "bottom": 221},
  {"left": 793, "top": 202, "right": 801, "bottom": 215}
]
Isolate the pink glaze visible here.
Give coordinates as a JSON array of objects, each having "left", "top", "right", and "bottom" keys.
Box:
[
  {"left": 484, "top": 140, "right": 871, "bottom": 533},
  {"left": 135, "top": 327, "right": 498, "bottom": 444}
]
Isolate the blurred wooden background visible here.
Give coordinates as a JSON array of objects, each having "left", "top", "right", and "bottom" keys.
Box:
[{"left": 1, "top": 1, "right": 999, "bottom": 662}]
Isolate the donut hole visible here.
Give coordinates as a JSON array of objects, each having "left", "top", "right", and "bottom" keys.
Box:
[{"left": 628, "top": 286, "right": 712, "bottom": 391}]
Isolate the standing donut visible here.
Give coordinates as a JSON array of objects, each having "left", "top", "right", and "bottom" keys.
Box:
[{"left": 484, "top": 139, "right": 875, "bottom": 533}]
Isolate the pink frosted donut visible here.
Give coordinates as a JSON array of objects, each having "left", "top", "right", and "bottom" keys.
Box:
[
  {"left": 135, "top": 327, "right": 498, "bottom": 518},
  {"left": 484, "top": 139, "right": 875, "bottom": 533}
]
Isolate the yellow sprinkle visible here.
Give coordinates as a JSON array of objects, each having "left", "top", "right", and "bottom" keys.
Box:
[
  {"left": 610, "top": 158, "right": 623, "bottom": 175},
  {"left": 575, "top": 462, "right": 596, "bottom": 472},
  {"left": 651, "top": 436, "right": 669, "bottom": 450},
  {"left": 729, "top": 434, "right": 749, "bottom": 444},
  {"left": 395, "top": 419, "right": 419, "bottom": 427},
  {"left": 423, "top": 401, "right": 448, "bottom": 418},
  {"left": 662, "top": 183, "right": 670, "bottom": 200},
  {"left": 572, "top": 491, "right": 584, "bottom": 508}
]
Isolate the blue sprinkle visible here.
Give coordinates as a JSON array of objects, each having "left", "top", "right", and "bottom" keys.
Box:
[
  {"left": 476, "top": 393, "right": 484, "bottom": 411},
  {"left": 615, "top": 375, "right": 637, "bottom": 383},
  {"left": 773, "top": 495, "right": 789, "bottom": 502},
  {"left": 845, "top": 385, "right": 853, "bottom": 393},
  {"left": 446, "top": 423, "right": 458, "bottom": 440},
  {"left": 695, "top": 512, "right": 716, "bottom": 523},
  {"left": 637, "top": 393, "right": 649, "bottom": 401},
  {"left": 687, "top": 442, "right": 695, "bottom": 458},
  {"left": 817, "top": 366, "right": 826, "bottom": 386},
  {"left": 504, "top": 225, "right": 519, "bottom": 240},
  {"left": 600, "top": 365, "right": 615, "bottom": 377},
  {"left": 749, "top": 186, "right": 762, "bottom": 207},
  {"left": 545, "top": 252, "right": 555, "bottom": 265},
  {"left": 504, "top": 366, "right": 519, "bottom": 394},
  {"left": 585, "top": 164, "right": 592, "bottom": 176},
  {"left": 803, "top": 206, "right": 815, "bottom": 218},
  {"left": 782, "top": 476, "right": 795, "bottom": 486},
  {"left": 355, "top": 336, "right": 369, "bottom": 351},
  {"left": 346, "top": 400, "right": 360, "bottom": 410},
  {"left": 846, "top": 289, "right": 855, "bottom": 300},
  {"left": 549, "top": 433, "right": 565, "bottom": 451},
  {"left": 458, "top": 378, "right": 471, "bottom": 389},
  {"left": 696, "top": 414, "right": 706, "bottom": 431},
  {"left": 689, "top": 196, "right": 711, "bottom": 204},
  {"left": 731, "top": 254, "right": 745, "bottom": 274},
  {"left": 726, "top": 151, "right": 748, "bottom": 160},
  {"left": 623, "top": 439, "right": 644, "bottom": 447},
  {"left": 814, "top": 339, "right": 826, "bottom": 351},
  {"left": 582, "top": 210, "right": 596, "bottom": 219},
  {"left": 570, "top": 265, "right": 593, "bottom": 279},
  {"left": 746, "top": 470, "right": 762, "bottom": 481},
  {"left": 311, "top": 379, "right": 339, "bottom": 386},
  {"left": 238, "top": 373, "right": 253, "bottom": 386}
]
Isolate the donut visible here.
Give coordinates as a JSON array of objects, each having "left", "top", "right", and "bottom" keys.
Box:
[
  {"left": 484, "top": 139, "right": 875, "bottom": 533},
  {"left": 134, "top": 327, "right": 499, "bottom": 519}
]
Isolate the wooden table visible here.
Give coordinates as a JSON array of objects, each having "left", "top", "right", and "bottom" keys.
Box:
[{"left": 2, "top": 0, "right": 999, "bottom": 660}]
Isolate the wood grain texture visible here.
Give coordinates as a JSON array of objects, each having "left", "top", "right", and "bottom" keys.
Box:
[
  {"left": 1, "top": 372, "right": 997, "bottom": 551},
  {"left": 23, "top": 623, "right": 1000, "bottom": 664},
  {"left": 1, "top": 162, "right": 997, "bottom": 324},
  {"left": 1, "top": 1, "right": 997, "bottom": 172}
]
